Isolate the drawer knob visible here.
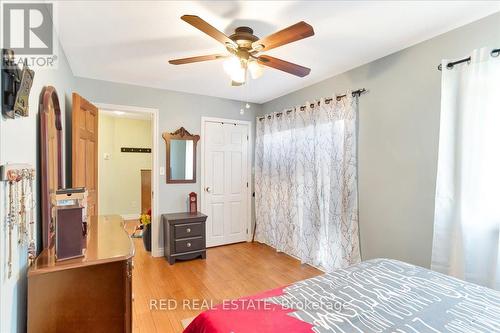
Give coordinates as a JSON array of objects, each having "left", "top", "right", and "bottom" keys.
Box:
[
  {"left": 186, "top": 242, "right": 191, "bottom": 248},
  {"left": 186, "top": 228, "right": 191, "bottom": 233}
]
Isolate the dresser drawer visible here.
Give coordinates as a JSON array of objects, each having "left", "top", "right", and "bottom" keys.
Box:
[
  {"left": 175, "top": 237, "right": 204, "bottom": 253},
  {"left": 175, "top": 223, "right": 203, "bottom": 239}
]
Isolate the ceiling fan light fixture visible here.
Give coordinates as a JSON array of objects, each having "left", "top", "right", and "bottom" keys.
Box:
[
  {"left": 223, "top": 56, "right": 246, "bottom": 84},
  {"left": 223, "top": 56, "right": 240, "bottom": 75},
  {"left": 248, "top": 60, "right": 264, "bottom": 79},
  {"left": 225, "top": 42, "right": 237, "bottom": 52},
  {"left": 230, "top": 67, "right": 246, "bottom": 84},
  {"left": 170, "top": 16, "right": 314, "bottom": 85},
  {"left": 253, "top": 44, "right": 264, "bottom": 52}
]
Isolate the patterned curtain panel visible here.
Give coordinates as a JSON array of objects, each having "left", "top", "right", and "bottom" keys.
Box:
[
  {"left": 255, "top": 93, "right": 360, "bottom": 272},
  {"left": 432, "top": 47, "right": 500, "bottom": 290}
]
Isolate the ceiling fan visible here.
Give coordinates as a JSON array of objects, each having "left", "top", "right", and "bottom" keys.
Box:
[{"left": 169, "top": 15, "right": 315, "bottom": 86}]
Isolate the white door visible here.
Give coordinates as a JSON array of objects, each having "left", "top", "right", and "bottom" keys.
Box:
[{"left": 203, "top": 120, "right": 249, "bottom": 247}]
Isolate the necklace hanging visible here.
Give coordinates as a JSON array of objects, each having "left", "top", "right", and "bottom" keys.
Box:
[
  {"left": 27, "top": 169, "right": 36, "bottom": 264},
  {"left": 6, "top": 170, "right": 18, "bottom": 278},
  {"left": 18, "top": 170, "right": 28, "bottom": 245},
  {"left": 2, "top": 164, "right": 37, "bottom": 274}
]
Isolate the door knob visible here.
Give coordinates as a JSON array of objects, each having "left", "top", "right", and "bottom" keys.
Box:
[{"left": 205, "top": 187, "right": 211, "bottom": 193}]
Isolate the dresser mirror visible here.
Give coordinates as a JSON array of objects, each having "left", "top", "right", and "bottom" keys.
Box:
[
  {"left": 39, "top": 86, "right": 64, "bottom": 248},
  {"left": 162, "top": 127, "right": 200, "bottom": 183}
]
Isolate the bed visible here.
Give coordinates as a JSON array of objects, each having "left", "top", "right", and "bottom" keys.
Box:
[{"left": 184, "top": 258, "right": 500, "bottom": 333}]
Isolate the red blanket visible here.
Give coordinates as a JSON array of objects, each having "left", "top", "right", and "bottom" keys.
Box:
[{"left": 183, "top": 286, "right": 313, "bottom": 333}]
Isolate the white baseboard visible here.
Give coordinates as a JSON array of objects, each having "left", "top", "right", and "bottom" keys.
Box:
[
  {"left": 121, "top": 213, "right": 140, "bottom": 220},
  {"left": 152, "top": 247, "right": 164, "bottom": 258}
]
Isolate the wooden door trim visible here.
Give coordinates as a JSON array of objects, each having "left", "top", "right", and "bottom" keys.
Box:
[{"left": 200, "top": 117, "right": 253, "bottom": 245}]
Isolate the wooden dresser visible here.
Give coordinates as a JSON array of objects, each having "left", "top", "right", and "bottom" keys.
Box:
[
  {"left": 162, "top": 212, "right": 207, "bottom": 264},
  {"left": 27, "top": 215, "right": 135, "bottom": 333}
]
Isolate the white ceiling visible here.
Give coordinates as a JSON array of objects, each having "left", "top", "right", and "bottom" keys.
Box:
[{"left": 56, "top": 1, "right": 500, "bottom": 103}]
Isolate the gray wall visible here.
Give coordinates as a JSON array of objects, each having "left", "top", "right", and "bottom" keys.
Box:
[
  {"left": 261, "top": 12, "right": 500, "bottom": 268},
  {"left": 0, "top": 44, "right": 75, "bottom": 333},
  {"left": 73, "top": 77, "right": 261, "bottom": 254}
]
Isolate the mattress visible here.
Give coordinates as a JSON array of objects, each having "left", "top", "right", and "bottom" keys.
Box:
[{"left": 184, "top": 258, "right": 500, "bottom": 333}]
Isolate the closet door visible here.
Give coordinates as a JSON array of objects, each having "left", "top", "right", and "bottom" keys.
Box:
[{"left": 203, "top": 121, "right": 249, "bottom": 247}]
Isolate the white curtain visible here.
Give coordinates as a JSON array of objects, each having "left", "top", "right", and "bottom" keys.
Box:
[
  {"left": 255, "top": 93, "right": 360, "bottom": 272},
  {"left": 432, "top": 47, "right": 500, "bottom": 290}
]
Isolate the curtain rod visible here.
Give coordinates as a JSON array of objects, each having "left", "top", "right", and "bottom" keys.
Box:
[
  {"left": 437, "top": 48, "right": 499, "bottom": 71},
  {"left": 258, "top": 88, "right": 366, "bottom": 121}
]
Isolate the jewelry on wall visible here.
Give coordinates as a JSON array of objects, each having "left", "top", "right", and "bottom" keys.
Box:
[
  {"left": 1, "top": 164, "right": 36, "bottom": 277},
  {"left": 7, "top": 170, "right": 16, "bottom": 277},
  {"left": 27, "top": 169, "right": 36, "bottom": 263}
]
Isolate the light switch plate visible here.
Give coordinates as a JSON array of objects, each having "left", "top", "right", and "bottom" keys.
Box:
[{"left": 159, "top": 167, "right": 165, "bottom": 175}]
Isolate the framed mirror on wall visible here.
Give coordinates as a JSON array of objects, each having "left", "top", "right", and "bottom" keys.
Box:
[{"left": 162, "top": 127, "right": 200, "bottom": 183}]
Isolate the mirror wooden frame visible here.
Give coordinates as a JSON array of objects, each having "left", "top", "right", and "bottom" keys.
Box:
[
  {"left": 39, "top": 86, "right": 64, "bottom": 249},
  {"left": 162, "top": 127, "right": 200, "bottom": 184}
]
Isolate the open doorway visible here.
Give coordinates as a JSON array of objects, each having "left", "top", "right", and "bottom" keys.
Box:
[
  {"left": 98, "top": 110, "right": 151, "bottom": 219},
  {"left": 95, "top": 103, "right": 160, "bottom": 256}
]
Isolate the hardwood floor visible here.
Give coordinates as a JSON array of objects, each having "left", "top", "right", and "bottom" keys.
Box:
[{"left": 125, "top": 221, "right": 322, "bottom": 333}]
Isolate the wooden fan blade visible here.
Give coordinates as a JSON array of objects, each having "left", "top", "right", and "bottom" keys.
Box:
[
  {"left": 169, "top": 54, "right": 227, "bottom": 65},
  {"left": 181, "top": 15, "right": 236, "bottom": 47},
  {"left": 257, "top": 55, "right": 311, "bottom": 77},
  {"left": 252, "top": 21, "right": 314, "bottom": 51}
]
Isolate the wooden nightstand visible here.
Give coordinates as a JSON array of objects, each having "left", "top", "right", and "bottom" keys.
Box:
[{"left": 162, "top": 212, "right": 207, "bottom": 264}]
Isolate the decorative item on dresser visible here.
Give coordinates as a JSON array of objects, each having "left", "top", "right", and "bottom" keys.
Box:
[
  {"left": 162, "top": 212, "right": 207, "bottom": 264},
  {"left": 52, "top": 188, "right": 88, "bottom": 261}
]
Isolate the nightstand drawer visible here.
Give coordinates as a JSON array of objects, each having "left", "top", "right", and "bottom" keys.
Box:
[
  {"left": 175, "top": 223, "right": 203, "bottom": 239},
  {"left": 175, "top": 237, "right": 204, "bottom": 253}
]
